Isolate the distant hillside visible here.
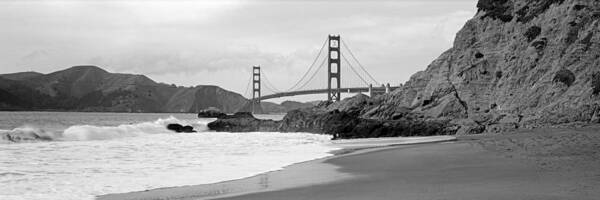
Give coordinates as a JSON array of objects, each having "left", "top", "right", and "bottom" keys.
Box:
[
  {"left": 0, "top": 71, "right": 43, "bottom": 81},
  {"left": 0, "top": 66, "right": 248, "bottom": 113}
]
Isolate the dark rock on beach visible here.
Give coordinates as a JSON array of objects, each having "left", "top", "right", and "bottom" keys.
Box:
[
  {"left": 1, "top": 130, "right": 53, "bottom": 142},
  {"left": 181, "top": 125, "right": 195, "bottom": 133},
  {"left": 166, "top": 123, "right": 196, "bottom": 133},
  {"left": 197, "top": 107, "right": 226, "bottom": 118},
  {"left": 207, "top": 112, "right": 280, "bottom": 132}
]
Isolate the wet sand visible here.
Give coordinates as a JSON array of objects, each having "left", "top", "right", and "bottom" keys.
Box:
[
  {"left": 98, "top": 126, "right": 600, "bottom": 200},
  {"left": 97, "top": 136, "right": 456, "bottom": 200}
]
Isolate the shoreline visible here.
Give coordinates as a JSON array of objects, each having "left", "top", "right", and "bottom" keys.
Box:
[
  {"left": 96, "top": 135, "right": 456, "bottom": 200},
  {"left": 97, "top": 125, "right": 600, "bottom": 200},
  {"left": 217, "top": 126, "right": 600, "bottom": 200}
]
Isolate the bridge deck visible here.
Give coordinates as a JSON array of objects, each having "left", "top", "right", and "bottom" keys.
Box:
[{"left": 258, "top": 87, "right": 399, "bottom": 101}]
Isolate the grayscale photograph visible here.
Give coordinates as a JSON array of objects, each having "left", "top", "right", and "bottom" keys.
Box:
[{"left": 1, "top": 0, "right": 599, "bottom": 199}]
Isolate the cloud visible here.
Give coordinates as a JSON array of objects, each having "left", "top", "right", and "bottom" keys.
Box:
[{"left": 0, "top": 0, "right": 478, "bottom": 101}]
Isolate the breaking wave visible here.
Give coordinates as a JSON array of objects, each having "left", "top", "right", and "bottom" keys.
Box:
[{"left": 0, "top": 116, "right": 208, "bottom": 143}]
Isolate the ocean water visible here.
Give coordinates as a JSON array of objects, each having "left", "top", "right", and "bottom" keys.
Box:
[{"left": 0, "top": 112, "right": 337, "bottom": 200}]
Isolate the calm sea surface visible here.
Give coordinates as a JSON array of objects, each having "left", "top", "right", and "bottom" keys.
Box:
[{"left": 0, "top": 112, "right": 335, "bottom": 200}]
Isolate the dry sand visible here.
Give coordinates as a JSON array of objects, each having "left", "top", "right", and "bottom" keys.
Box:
[{"left": 97, "top": 126, "right": 600, "bottom": 200}]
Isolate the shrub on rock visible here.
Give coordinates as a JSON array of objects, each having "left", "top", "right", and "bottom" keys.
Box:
[
  {"left": 553, "top": 69, "right": 576, "bottom": 86},
  {"left": 592, "top": 72, "right": 600, "bottom": 95},
  {"left": 475, "top": 52, "right": 484, "bottom": 59},
  {"left": 524, "top": 26, "right": 542, "bottom": 42},
  {"left": 477, "top": 0, "right": 513, "bottom": 22},
  {"left": 517, "top": 0, "right": 566, "bottom": 23}
]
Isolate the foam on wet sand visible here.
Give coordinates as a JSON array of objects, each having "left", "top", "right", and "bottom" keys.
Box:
[
  {"left": 98, "top": 125, "right": 600, "bottom": 200},
  {"left": 96, "top": 135, "right": 458, "bottom": 200}
]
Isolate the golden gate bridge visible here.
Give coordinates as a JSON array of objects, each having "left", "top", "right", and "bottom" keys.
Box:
[{"left": 243, "top": 35, "right": 398, "bottom": 112}]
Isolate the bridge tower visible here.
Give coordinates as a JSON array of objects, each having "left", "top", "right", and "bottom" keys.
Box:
[
  {"left": 252, "top": 65, "right": 261, "bottom": 113},
  {"left": 327, "top": 35, "right": 341, "bottom": 102}
]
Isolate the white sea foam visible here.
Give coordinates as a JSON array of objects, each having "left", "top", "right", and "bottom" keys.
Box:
[
  {"left": 59, "top": 116, "right": 192, "bottom": 141},
  {"left": 0, "top": 116, "right": 207, "bottom": 142},
  {"left": 0, "top": 115, "right": 337, "bottom": 200}
]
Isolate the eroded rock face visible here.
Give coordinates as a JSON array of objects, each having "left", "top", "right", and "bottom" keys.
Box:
[
  {"left": 209, "top": 0, "right": 598, "bottom": 137},
  {"left": 280, "top": 108, "right": 453, "bottom": 139},
  {"left": 351, "top": 0, "right": 600, "bottom": 134},
  {"left": 207, "top": 112, "right": 280, "bottom": 132},
  {"left": 207, "top": 109, "right": 454, "bottom": 139}
]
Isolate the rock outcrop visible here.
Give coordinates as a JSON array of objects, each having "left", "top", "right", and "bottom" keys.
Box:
[
  {"left": 207, "top": 108, "right": 453, "bottom": 139},
  {"left": 207, "top": 112, "right": 280, "bottom": 132},
  {"left": 209, "top": 0, "right": 600, "bottom": 137},
  {"left": 197, "top": 107, "right": 226, "bottom": 118},
  {"left": 166, "top": 124, "right": 196, "bottom": 133},
  {"left": 337, "top": 0, "right": 600, "bottom": 134},
  {"left": 279, "top": 107, "right": 453, "bottom": 139}
]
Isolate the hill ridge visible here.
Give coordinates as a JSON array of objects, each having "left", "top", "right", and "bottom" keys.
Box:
[{"left": 0, "top": 66, "right": 248, "bottom": 113}]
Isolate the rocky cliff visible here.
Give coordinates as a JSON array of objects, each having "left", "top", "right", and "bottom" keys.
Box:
[
  {"left": 208, "top": 0, "right": 600, "bottom": 137},
  {"left": 207, "top": 108, "right": 451, "bottom": 139},
  {"left": 0, "top": 66, "right": 248, "bottom": 113},
  {"left": 331, "top": 0, "right": 600, "bottom": 135}
]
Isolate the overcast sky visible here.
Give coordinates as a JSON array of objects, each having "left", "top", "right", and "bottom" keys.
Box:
[{"left": 0, "top": 0, "right": 477, "bottom": 102}]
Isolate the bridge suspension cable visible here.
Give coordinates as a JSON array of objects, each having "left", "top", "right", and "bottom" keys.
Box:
[
  {"left": 261, "top": 70, "right": 282, "bottom": 94},
  {"left": 340, "top": 39, "right": 379, "bottom": 85},
  {"left": 341, "top": 54, "right": 370, "bottom": 86},
  {"left": 296, "top": 53, "right": 328, "bottom": 91},
  {"left": 285, "top": 37, "right": 328, "bottom": 92},
  {"left": 262, "top": 83, "right": 280, "bottom": 94},
  {"left": 243, "top": 73, "right": 253, "bottom": 98},
  {"left": 260, "top": 80, "right": 280, "bottom": 94}
]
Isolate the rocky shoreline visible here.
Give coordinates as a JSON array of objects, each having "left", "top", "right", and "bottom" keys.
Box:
[
  {"left": 207, "top": 91, "right": 598, "bottom": 139},
  {"left": 206, "top": 95, "right": 455, "bottom": 139},
  {"left": 207, "top": 111, "right": 453, "bottom": 140}
]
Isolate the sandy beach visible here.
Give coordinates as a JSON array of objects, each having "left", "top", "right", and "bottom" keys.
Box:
[{"left": 97, "top": 125, "right": 600, "bottom": 200}]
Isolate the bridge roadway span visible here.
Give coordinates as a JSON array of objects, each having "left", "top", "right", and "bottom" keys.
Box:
[{"left": 258, "top": 86, "right": 399, "bottom": 101}]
